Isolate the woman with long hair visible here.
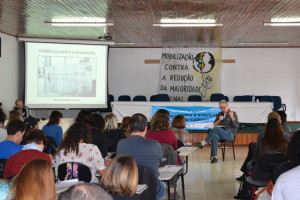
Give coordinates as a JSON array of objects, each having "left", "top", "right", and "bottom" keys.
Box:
[
  {"left": 171, "top": 115, "right": 189, "bottom": 145},
  {"left": 42, "top": 111, "right": 63, "bottom": 147},
  {"left": 56, "top": 122, "right": 106, "bottom": 183},
  {"left": 100, "top": 155, "right": 140, "bottom": 200},
  {"left": 103, "top": 113, "right": 126, "bottom": 153},
  {"left": 9, "top": 159, "right": 57, "bottom": 200},
  {"left": 146, "top": 111, "right": 177, "bottom": 150},
  {"left": 252, "top": 118, "right": 288, "bottom": 180},
  {"left": 119, "top": 116, "right": 131, "bottom": 137},
  {"left": 86, "top": 113, "right": 108, "bottom": 158}
]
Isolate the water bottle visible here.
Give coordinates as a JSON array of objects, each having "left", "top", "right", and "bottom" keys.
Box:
[{"left": 252, "top": 95, "right": 255, "bottom": 102}]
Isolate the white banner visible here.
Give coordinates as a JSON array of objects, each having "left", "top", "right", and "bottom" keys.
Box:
[{"left": 159, "top": 48, "right": 222, "bottom": 101}]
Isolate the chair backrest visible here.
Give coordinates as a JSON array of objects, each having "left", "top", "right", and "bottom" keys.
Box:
[
  {"left": 224, "top": 96, "right": 229, "bottom": 102},
  {"left": 154, "top": 94, "right": 170, "bottom": 102},
  {"left": 118, "top": 95, "right": 131, "bottom": 101},
  {"left": 108, "top": 94, "right": 114, "bottom": 102},
  {"left": 149, "top": 95, "right": 156, "bottom": 101},
  {"left": 137, "top": 165, "right": 157, "bottom": 200},
  {"left": 160, "top": 143, "right": 177, "bottom": 165},
  {"left": 58, "top": 162, "right": 92, "bottom": 182},
  {"left": 240, "top": 95, "right": 252, "bottom": 102},
  {"left": 43, "top": 136, "right": 57, "bottom": 155},
  {"left": 177, "top": 140, "right": 184, "bottom": 149},
  {"left": 0, "top": 159, "right": 7, "bottom": 179},
  {"left": 210, "top": 93, "right": 225, "bottom": 102},
  {"left": 133, "top": 95, "right": 147, "bottom": 101},
  {"left": 272, "top": 96, "right": 282, "bottom": 111},
  {"left": 257, "top": 152, "right": 287, "bottom": 173},
  {"left": 188, "top": 95, "right": 202, "bottom": 102},
  {"left": 233, "top": 96, "right": 242, "bottom": 102},
  {"left": 260, "top": 95, "right": 273, "bottom": 102}
]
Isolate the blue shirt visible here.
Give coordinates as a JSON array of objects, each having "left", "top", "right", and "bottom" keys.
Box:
[
  {"left": 0, "top": 141, "right": 23, "bottom": 159},
  {"left": 42, "top": 124, "right": 63, "bottom": 147}
]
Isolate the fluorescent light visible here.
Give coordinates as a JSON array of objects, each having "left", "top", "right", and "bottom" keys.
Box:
[
  {"left": 160, "top": 18, "right": 216, "bottom": 23},
  {"left": 18, "top": 37, "right": 115, "bottom": 45},
  {"left": 238, "top": 42, "right": 288, "bottom": 45},
  {"left": 153, "top": 23, "right": 223, "bottom": 27},
  {"left": 264, "top": 22, "right": 300, "bottom": 26},
  {"left": 45, "top": 22, "right": 113, "bottom": 27},
  {"left": 115, "top": 42, "right": 135, "bottom": 45},
  {"left": 51, "top": 17, "right": 107, "bottom": 23},
  {"left": 271, "top": 18, "right": 300, "bottom": 23}
]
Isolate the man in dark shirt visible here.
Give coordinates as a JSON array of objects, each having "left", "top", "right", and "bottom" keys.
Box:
[
  {"left": 116, "top": 113, "right": 165, "bottom": 200},
  {"left": 197, "top": 100, "right": 239, "bottom": 163}
]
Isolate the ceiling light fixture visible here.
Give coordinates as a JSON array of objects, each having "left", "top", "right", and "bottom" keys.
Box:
[
  {"left": 153, "top": 23, "right": 223, "bottom": 27},
  {"left": 264, "top": 22, "right": 300, "bottom": 26},
  {"left": 45, "top": 22, "right": 113, "bottom": 27},
  {"left": 18, "top": 37, "right": 115, "bottom": 45},
  {"left": 238, "top": 42, "right": 289, "bottom": 45},
  {"left": 114, "top": 42, "right": 135, "bottom": 45}
]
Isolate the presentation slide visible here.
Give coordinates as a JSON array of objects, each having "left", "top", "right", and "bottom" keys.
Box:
[{"left": 25, "top": 42, "right": 108, "bottom": 109}]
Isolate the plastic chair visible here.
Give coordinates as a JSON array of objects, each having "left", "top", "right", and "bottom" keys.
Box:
[
  {"left": 0, "top": 159, "right": 7, "bottom": 179},
  {"left": 210, "top": 93, "right": 225, "bottom": 102},
  {"left": 118, "top": 95, "right": 131, "bottom": 101},
  {"left": 58, "top": 162, "right": 92, "bottom": 182},
  {"left": 133, "top": 95, "right": 147, "bottom": 101},
  {"left": 219, "top": 135, "right": 236, "bottom": 161},
  {"left": 154, "top": 94, "right": 170, "bottom": 101},
  {"left": 261, "top": 95, "right": 273, "bottom": 102},
  {"left": 137, "top": 165, "right": 157, "bottom": 200},
  {"left": 224, "top": 96, "right": 229, "bottom": 102},
  {"left": 233, "top": 96, "right": 242, "bottom": 102},
  {"left": 150, "top": 95, "right": 157, "bottom": 101},
  {"left": 188, "top": 95, "right": 202, "bottom": 102},
  {"left": 240, "top": 95, "right": 252, "bottom": 102},
  {"left": 272, "top": 96, "right": 286, "bottom": 111}
]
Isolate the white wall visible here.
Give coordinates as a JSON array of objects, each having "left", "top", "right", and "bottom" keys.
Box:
[
  {"left": 222, "top": 48, "right": 300, "bottom": 121},
  {"left": 108, "top": 48, "right": 300, "bottom": 121},
  {"left": 0, "top": 33, "right": 20, "bottom": 117}
]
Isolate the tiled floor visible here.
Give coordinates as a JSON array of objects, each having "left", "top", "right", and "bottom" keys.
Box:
[{"left": 172, "top": 146, "right": 248, "bottom": 200}]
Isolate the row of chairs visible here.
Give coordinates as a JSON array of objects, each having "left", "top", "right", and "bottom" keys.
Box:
[
  {"left": 233, "top": 95, "right": 286, "bottom": 111},
  {"left": 116, "top": 93, "right": 229, "bottom": 102}
]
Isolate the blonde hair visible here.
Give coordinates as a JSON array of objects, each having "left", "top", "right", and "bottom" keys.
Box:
[
  {"left": 8, "top": 110, "right": 23, "bottom": 124},
  {"left": 9, "top": 159, "right": 57, "bottom": 200},
  {"left": 100, "top": 155, "right": 138, "bottom": 196},
  {"left": 104, "top": 113, "right": 118, "bottom": 131}
]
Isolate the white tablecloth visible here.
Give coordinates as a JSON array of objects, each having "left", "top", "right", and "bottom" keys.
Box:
[{"left": 111, "top": 102, "right": 273, "bottom": 123}]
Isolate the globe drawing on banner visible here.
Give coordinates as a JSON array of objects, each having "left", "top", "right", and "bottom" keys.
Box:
[
  {"left": 193, "top": 52, "right": 215, "bottom": 98},
  {"left": 193, "top": 52, "right": 215, "bottom": 73}
]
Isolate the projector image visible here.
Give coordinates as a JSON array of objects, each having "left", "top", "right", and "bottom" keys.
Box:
[{"left": 98, "top": 35, "right": 113, "bottom": 41}]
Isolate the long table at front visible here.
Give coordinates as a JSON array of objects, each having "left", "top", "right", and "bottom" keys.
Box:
[{"left": 111, "top": 102, "right": 273, "bottom": 123}]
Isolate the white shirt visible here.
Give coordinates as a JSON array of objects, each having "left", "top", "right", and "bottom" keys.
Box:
[
  {"left": 56, "top": 143, "right": 105, "bottom": 183},
  {"left": 272, "top": 165, "right": 300, "bottom": 200}
]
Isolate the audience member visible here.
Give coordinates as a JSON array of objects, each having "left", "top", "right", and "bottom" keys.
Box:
[
  {"left": 75, "top": 109, "right": 92, "bottom": 123},
  {"left": 101, "top": 155, "right": 141, "bottom": 200},
  {"left": 252, "top": 118, "right": 288, "bottom": 180},
  {"left": 272, "top": 130, "right": 300, "bottom": 183},
  {"left": 86, "top": 113, "right": 108, "bottom": 158},
  {"left": 59, "top": 183, "right": 113, "bottom": 200},
  {"left": 119, "top": 116, "right": 131, "bottom": 137},
  {"left": 0, "top": 112, "right": 7, "bottom": 142},
  {"left": 0, "top": 102, "right": 6, "bottom": 121},
  {"left": 3, "top": 129, "right": 51, "bottom": 179},
  {"left": 146, "top": 111, "right": 177, "bottom": 150},
  {"left": 8, "top": 159, "right": 57, "bottom": 200},
  {"left": 196, "top": 100, "right": 239, "bottom": 163},
  {"left": 116, "top": 113, "right": 165, "bottom": 200},
  {"left": 0, "top": 119, "right": 25, "bottom": 159},
  {"left": 24, "top": 115, "right": 39, "bottom": 131},
  {"left": 13, "top": 99, "right": 29, "bottom": 118},
  {"left": 7, "top": 110, "right": 23, "bottom": 124},
  {"left": 277, "top": 111, "right": 291, "bottom": 134},
  {"left": 103, "top": 113, "right": 126, "bottom": 153},
  {"left": 56, "top": 122, "right": 106, "bottom": 183},
  {"left": 171, "top": 115, "right": 189, "bottom": 144},
  {"left": 42, "top": 111, "right": 63, "bottom": 147}
]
